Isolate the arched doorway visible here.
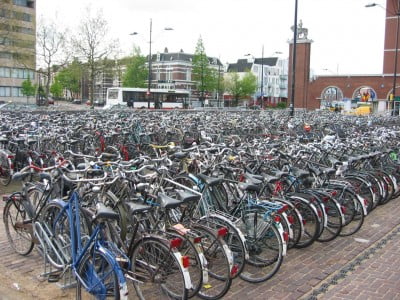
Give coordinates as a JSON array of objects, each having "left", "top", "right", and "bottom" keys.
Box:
[
  {"left": 320, "top": 86, "right": 343, "bottom": 109},
  {"left": 352, "top": 86, "right": 378, "bottom": 113}
]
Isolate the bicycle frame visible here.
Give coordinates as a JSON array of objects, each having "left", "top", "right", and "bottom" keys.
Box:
[{"left": 46, "top": 191, "right": 129, "bottom": 298}]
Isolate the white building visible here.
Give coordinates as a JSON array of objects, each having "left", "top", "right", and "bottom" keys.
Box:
[{"left": 227, "top": 56, "right": 288, "bottom": 107}]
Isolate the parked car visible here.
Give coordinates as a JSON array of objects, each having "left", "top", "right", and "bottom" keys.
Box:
[
  {"left": 94, "top": 99, "right": 105, "bottom": 106},
  {"left": 48, "top": 98, "right": 55, "bottom": 105},
  {"left": 72, "top": 99, "right": 82, "bottom": 104}
]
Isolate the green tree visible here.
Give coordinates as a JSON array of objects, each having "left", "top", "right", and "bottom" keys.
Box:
[
  {"left": 225, "top": 71, "right": 257, "bottom": 106},
  {"left": 122, "top": 48, "right": 147, "bottom": 88},
  {"left": 21, "top": 77, "right": 36, "bottom": 104},
  {"left": 50, "top": 79, "right": 63, "bottom": 99},
  {"left": 192, "top": 36, "right": 217, "bottom": 107},
  {"left": 55, "top": 58, "right": 83, "bottom": 99}
]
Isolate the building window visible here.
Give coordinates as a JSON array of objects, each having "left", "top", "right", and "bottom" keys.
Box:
[
  {"left": 0, "top": 67, "right": 11, "bottom": 78},
  {"left": 13, "top": 0, "right": 28, "bottom": 6},
  {"left": 0, "top": 87, "right": 11, "bottom": 97},
  {"left": 0, "top": 52, "right": 12, "bottom": 59}
]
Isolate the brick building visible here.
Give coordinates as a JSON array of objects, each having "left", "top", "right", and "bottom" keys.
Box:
[{"left": 289, "top": 0, "right": 400, "bottom": 113}]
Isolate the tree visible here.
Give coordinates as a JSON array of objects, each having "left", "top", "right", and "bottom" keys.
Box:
[
  {"left": 192, "top": 36, "right": 217, "bottom": 107},
  {"left": 71, "top": 6, "right": 118, "bottom": 107},
  {"left": 225, "top": 71, "right": 257, "bottom": 106},
  {"left": 37, "top": 18, "right": 68, "bottom": 99},
  {"left": 21, "top": 77, "right": 36, "bottom": 104},
  {"left": 50, "top": 79, "right": 63, "bottom": 99},
  {"left": 122, "top": 48, "right": 147, "bottom": 88},
  {"left": 54, "top": 58, "right": 83, "bottom": 99}
]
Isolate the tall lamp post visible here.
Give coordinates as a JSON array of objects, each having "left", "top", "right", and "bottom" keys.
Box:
[
  {"left": 260, "top": 45, "right": 264, "bottom": 109},
  {"left": 366, "top": 2, "right": 400, "bottom": 115},
  {"left": 130, "top": 20, "right": 173, "bottom": 109},
  {"left": 290, "top": 0, "right": 299, "bottom": 117}
]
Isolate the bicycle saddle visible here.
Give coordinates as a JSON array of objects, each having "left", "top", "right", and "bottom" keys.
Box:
[
  {"left": 158, "top": 193, "right": 183, "bottom": 209},
  {"left": 94, "top": 203, "right": 120, "bottom": 221},
  {"left": 197, "top": 174, "right": 222, "bottom": 186},
  {"left": 125, "top": 202, "right": 152, "bottom": 214},
  {"left": 176, "top": 190, "right": 200, "bottom": 204}
]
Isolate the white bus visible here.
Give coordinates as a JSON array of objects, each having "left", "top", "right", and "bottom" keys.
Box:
[{"left": 105, "top": 87, "right": 189, "bottom": 109}]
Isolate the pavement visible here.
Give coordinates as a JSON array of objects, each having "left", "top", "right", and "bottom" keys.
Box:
[{"left": 0, "top": 181, "right": 399, "bottom": 299}]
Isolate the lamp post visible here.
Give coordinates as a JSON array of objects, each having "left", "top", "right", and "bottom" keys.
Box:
[
  {"left": 130, "top": 20, "right": 173, "bottom": 109},
  {"left": 290, "top": 0, "right": 299, "bottom": 117},
  {"left": 217, "top": 60, "right": 221, "bottom": 108},
  {"left": 260, "top": 45, "right": 264, "bottom": 109},
  {"left": 366, "top": 2, "right": 400, "bottom": 115}
]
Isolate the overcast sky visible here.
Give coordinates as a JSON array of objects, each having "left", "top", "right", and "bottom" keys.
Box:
[{"left": 36, "top": 0, "right": 387, "bottom": 75}]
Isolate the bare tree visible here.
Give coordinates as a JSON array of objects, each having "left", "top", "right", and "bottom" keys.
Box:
[
  {"left": 71, "top": 7, "right": 118, "bottom": 107},
  {"left": 36, "top": 18, "right": 68, "bottom": 98}
]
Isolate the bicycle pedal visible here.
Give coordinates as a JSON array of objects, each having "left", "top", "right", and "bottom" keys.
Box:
[{"left": 47, "top": 273, "right": 61, "bottom": 283}]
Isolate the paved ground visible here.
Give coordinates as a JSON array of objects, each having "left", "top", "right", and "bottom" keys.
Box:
[{"left": 0, "top": 181, "right": 399, "bottom": 299}]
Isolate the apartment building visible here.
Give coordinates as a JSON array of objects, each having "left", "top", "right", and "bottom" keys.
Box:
[
  {"left": 0, "top": 0, "right": 36, "bottom": 103},
  {"left": 227, "top": 56, "right": 288, "bottom": 107},
  {"left": 151, "top": 48, "right": 223, "bottom": 100}
]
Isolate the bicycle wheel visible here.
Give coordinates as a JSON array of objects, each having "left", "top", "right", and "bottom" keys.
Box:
[
  {"left": 0, "top": 153, "right": 12, "bottom": 186},
  {"left": 239, "top": 210, "right": 284, "bottom": 283},
  {"left": 273, "top": 198, "right": 303, "bottom": 249},
  {"left": 167, "top": 230, "right": 203, "bottom": 298},
  {"left": 336, "top": 187, "right": 365, "bottom": 236},
  {"left": 3, "top": 195, "right": 35, "bottom": 255},
  {"left": 314, "top": 193, "right": 343, "bottom": 242},
  {"left": 344, "top": 176, "right": 374, "bottom": 213},
  {"left": 76, "top": 248, "right": 121, "bottom": 299},
  {"left": 289, "top": 195, "right": 320, "bottom": 249},
  {"left": 192, "top": 223, "right": 232, "bottom": 300},
  {"left": 130, "top": 236, "right": 189, "bottom": 300},
  {"left": 39, "top": 201, "right": 91, "bottom": 269},
  {"left": 198, "top": 214, "right": 246, "bottom": 278}
]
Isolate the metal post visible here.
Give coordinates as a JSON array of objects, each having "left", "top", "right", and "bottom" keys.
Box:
[
  {"left": 147, "top": 18, "right": 152, "bottom": 109},
  {"left": 392, "top": 4, "right": 400, "bottom": 115},
  {"left": 290, "top": 0, "right": 298, "bottom": 117},
  {"left": 217, "top": 62, "right": 221, "bottom": 108},
  {"left": 201, "top": 51, "right": 205, "bottom": 107},
  {"left": 261, "top": 45, "right": 264, "bottom": 109}
]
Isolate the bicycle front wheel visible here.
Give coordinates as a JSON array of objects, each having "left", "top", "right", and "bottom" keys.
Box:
[{"left": 76, "top": 248, "right": 121, "bottom": 299}]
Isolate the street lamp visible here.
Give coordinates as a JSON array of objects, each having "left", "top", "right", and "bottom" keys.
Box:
[
  {"left": 261, "top": 45, "right": 264, "bottom": 109},
  {"left": 366, "top": 2, "right": 400, "bottom": 115},
  {"left": 130, "top": 20, "right": 173, "bottom": 109}
]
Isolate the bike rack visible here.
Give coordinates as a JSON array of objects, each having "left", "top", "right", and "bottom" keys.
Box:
[{"left": 34, "top": 221, "right": 76, "bottom": 289}]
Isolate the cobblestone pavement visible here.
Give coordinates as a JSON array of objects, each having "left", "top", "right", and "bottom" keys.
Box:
[{"left": 0, "top": 182, "right": 399, "bottom": 299}]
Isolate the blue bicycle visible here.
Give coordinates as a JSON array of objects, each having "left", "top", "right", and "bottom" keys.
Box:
[{"left": 35, "top": 169, "right": 129, "bottom": 299}]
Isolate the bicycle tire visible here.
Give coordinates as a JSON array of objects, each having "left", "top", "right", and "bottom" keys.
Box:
[
  {"left": 39, "top": 201, "right": 92, "bottom": 269},
  {"left": 3, "top": 195, "right": 35, "bottom": 255},
  {"left": 76, "top": 247, "right": 122, "bottom": 299},
  {"left": 191, "top": 223, "right": 233, "bottom": 300},
  {"left": 198, "top": 214, "right": 247, "bottom": 279},
  {"left": 0, "top": 152, "right": 12, "bottom": 186},
  {"left": 239, "top": 211, "right": 284, "bottom": 283},
  {"left": 130, "top": 236, "right": 189, "bottom": 300},
  {"left": 288, "top": 195, "right": 320, "bottom": 249},
  {"left": 166, "top": 229, "right": 203, "bottom": 298}
]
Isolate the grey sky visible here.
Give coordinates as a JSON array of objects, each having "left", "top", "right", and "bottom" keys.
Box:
[{"left": 37, "top": 0, "right": 386, "bottom": 75}]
